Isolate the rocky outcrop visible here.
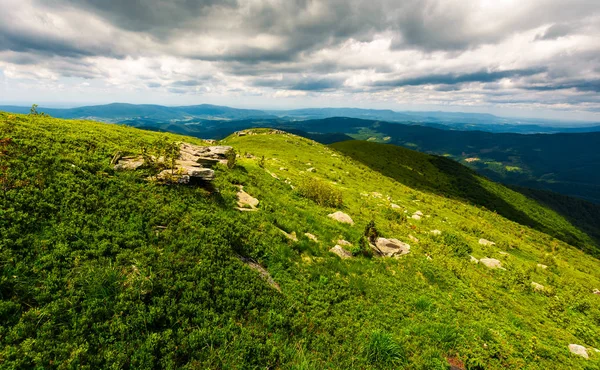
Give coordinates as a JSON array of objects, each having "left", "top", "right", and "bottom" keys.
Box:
[
  {"left": 330, "top": 245, "right": 353, "bottom": 259},
  {"left": 372, "top": 238, "right": 410, "bottom": 257},
  {"left": 114, "top": 143, "right": 232, "bottom": 184},
  {"left": 568, "top": 344, "right": 589, "bottom": 359},
  {"left": 328, "top": 211, "right": 354, "bottom": 225}
]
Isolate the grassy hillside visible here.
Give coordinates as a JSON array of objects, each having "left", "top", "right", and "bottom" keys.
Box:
[
  {"left": 1, "top": 112, "right": 600, "bottom": 369},
  {"left": 330, "top": 140, "right": 599, "bottom": 254},
  {"left": 292, "top": 117, "right": 600, "bottom": 203}
]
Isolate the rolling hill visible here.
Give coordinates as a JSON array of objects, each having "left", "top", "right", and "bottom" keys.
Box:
[{"left": 1, "top": 111, "right": 600, "bottom": 368}]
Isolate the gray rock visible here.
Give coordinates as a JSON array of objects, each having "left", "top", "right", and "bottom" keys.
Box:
[
  {"left": 537, "top": 263, "right": 548, "bottom": 269},
  {"left": 430, "top": 230, "right": 442, "bottom": 236},
  {"left": 279, "top": 229, "right": 298, "bottom": 242},
  {"left": 372, "top": 237, "right": 410, "bottom": 257},
  {"left": 337, "top": 239, "right": 352, "bottom": 247},
  {"left": 239, "top": 256, "right": 280, "bottom": 292},
  {"left": 328, "top": 211, "right": 354, "bottom": 225},
  {"left": 114, "top": 156, "right": 145, "bottom": 170},
  {"left": 531, "top": 281, "right": 545, "bottom": 291},
  {"left": 305, "top": 233, "right": 318, "bottom": 242},
  {"left": 568, "top": 344, "right": 589, "bottom": 359},
  {"left": 411, "top": 214, "right": 422, "bottom": 220},
  {"left": 480, "top": 258, "right": 504, "bottom": 269},
  {"left": 330, "top": 245, "right": 353, "bottom": 259},
  {"left": 470, "top": 255, "right": 479, "bottom": 263},
  {"left": 237, "top": 188, "right": 259, "bottom": 210},
  {"left": 479, "top": 238, "right": 496, "bottom": 246}
]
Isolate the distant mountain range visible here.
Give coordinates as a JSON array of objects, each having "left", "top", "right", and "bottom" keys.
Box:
[{"left": 1, "top": 103, "right": 599, "bottom": 134}]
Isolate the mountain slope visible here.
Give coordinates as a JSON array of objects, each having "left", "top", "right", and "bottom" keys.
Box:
[
  {"left": 1, "top": 112, "right": 600, "bottom": 369},
  {"left": 330, "top": 140, "right": 599, "bottom": 254}
]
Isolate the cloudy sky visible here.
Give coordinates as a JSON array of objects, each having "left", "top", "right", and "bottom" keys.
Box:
[{"left": 1, "top": 0, "right": 599, "bottom": 120}]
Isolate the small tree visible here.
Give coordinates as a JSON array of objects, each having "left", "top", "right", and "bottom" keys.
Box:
[{"left": 225, "top": 148, "right": 237, "bottom": 169}]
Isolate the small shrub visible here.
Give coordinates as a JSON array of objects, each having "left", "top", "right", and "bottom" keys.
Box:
[
  {"left": 364, "top": 330, "right": 405, "bottom": 367},
  {"left": 258, "top": 155, "right": 266, "bottom": 168},
  {"left": 297, "top": 176, "right": 343, "bottom": 207},
  {"left": 444, "top": 232, "right": 472, "bottom": 257},
  {"left": 226, "top": 148, "right": 237, "bottom": 169}
]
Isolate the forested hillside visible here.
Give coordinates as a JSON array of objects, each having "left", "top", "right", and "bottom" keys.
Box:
[{"left": 1, "top": 112, "right": 600, "bottom": 369}]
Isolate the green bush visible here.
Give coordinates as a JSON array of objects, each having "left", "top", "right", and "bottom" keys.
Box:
[
  {"left": 297, "top": 176, "right": 343, "bottom": 207},
  {"left": 364, "top": 330, "right": 406, "bottom": 367},
  {"left": 444, "top": 232, "right": 472, "bottom": 257}
]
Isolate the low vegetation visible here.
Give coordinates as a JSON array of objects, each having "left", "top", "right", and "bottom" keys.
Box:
[{"left": 1, "top": 112, "right": 600, "bottom": 369}]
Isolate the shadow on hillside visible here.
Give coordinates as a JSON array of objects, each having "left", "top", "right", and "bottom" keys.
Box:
[{"left": 332, "top": 141, "right": 596, "bottom": 254}]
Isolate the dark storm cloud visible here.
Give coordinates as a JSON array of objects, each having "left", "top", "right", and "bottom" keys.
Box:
[
  {"left": 372, "top": 68, "right": 547, "bottom": 88},
  {"left": 253, "top": 76, "right": 344, "bottom": 91},
  {"left": 525, "top": 80, "right": 600, "bottom": 93}
]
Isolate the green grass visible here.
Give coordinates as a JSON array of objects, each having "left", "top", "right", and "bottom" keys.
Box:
[{"left": 1, "top": 113, "right": 600, "bottom": 369}]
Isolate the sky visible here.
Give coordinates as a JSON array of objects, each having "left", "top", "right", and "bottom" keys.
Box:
[{"left": 0, "top": 0, "right": 600, "bottom": 121}]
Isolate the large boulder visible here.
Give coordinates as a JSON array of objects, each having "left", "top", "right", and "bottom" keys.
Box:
[
  {"left": 328, "top": 211, "right": 354, "bottom": 225},
  {"left": 568, "top": 344, "right": 589, "bottom": 359},
  {"left": 372, "top": 237, "right": 410, "bottom": 257}
]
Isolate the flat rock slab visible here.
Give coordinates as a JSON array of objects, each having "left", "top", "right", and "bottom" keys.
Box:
[
  {"left": 531, "top": 281, "right": 545, "bottom": 291},
  {"left": 480, "top": 258, "right": 504, "bottom": 269},
  {"left": 330, "top": 245, "right": 353, "bottom": 259},
  {"left": 305, "top": 233, "right": 318, "bottom": 242},
  {"left": 328, "top": 211, "right": 354, "bottom": 225},
  {"left": 411, "top": 214, "right": 422, "bottom": 220},
  {"left": 479, "top": 238, "right": 496, "bottom": 246},
  {"left": 114, "top": 156, "right": 145, "bottom": 170},
  {"left": 373, "top": 237, "right": 410, "bottom": 257},
  {"left": 237, "top": 187, "right": 259, "bottom": 209},
  {"left": 569, "top": 344, "right": 589, "bottom": 359},
  {"left": 239, "top": 256, "right": 281, "bottom": 292},
  {"left": 279, "top": 229, "right": 298, "bottom": 242}
]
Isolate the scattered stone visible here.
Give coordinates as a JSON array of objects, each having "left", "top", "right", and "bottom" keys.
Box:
[
  {"left": 411, "top": 214, "right": 422, "bottom": 220},
  {"left": 568, "top": 344, "right": 589, "bottom": 359},
  {"left": 479, "top": 258, "right": 504, "bottom": 269},
  {"left": 531, "top": 281, "right": 545, "bottom": 291},
  {"left": 307, "top": 167, "right": 315, "bottom": 172},
  {"left": 414, "top": 210, "right": 424, "bottom": 216},
  {"left": 337, "top": 239, "right": 352, "bottom": 247},
  {"left": 372, "top": 238, "right": 410, "bottom": 257},
  {"left": 470, "top": 255, "right": 479, "bottom": 264},
  {"left": 330, "top": 245, "right": 353, "bottom": 259},
  {"left": 305, "top": 233, "right": 318, "bottom": 242},
  {"left": 328, "top": 211, "right": 354, "bottom": 225},
  {"left": 479, "top": 238, "right": 496, "bottom": 246},
  {"left": 391, "top": 203, "right": 401, "bottom": 209},
  {"left": 279, "top": 167, "right": 288, "bottom": 171},
  {"left": 593, "top": 289, "right": 600, "bottom": 295},
  {"left": 244, "top": 153, "right": 255, "bottom": 159},
  {"left": 498, "top": 251, "right": 509, "bottom": 256},
  {"left": 279, "top": 229, "right": 298, "bottom": 242},
  {"left": 430, "top": 230, "right": 442, "bottom": 236},
  {"left": 372, "top": 192, "right": 383, "bottom": 198},
  {"left": 266, "top": 170, "right": 279, "bottom": 179},
  {"left": 236, "top": 187, "right": 259, "bottom": 211},
  {"left": 537, "top": 263, "right": 548, "bottom": 269},
  {"left": 239, "top": 256, "right": 280, "bottom": 292},
  {"left": 408, "top": 235, "right": 419, "bottom": 243}
]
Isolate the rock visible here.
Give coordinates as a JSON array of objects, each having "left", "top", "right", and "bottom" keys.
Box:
[
  {"left": 330, "top": 245, "right": 353, "bottom": 259},
  {"left": 239, "top": 256, "right": 280, "bottom": 292},
  {"left": 470, "top": 255, "right": 479, "bottom": 263},
  {"left": 279, "top": 167, "right": 288, "bottom": 171},
  {"left": 114, "top": 156, "right": 145, "bottom": 170},
  {"left": 414, "top": 210, "right": 424, "bottom": 216},
  {"left": 498, "top": 251, "right": 509, "bottom": 256},
  {"left": 411, "top": 214, "right": 422, "bottom": 220},
  {"left": 279, "top": 229, "right": 297, "bottom": 242},
  {"left": 537, "top": 263, "right": 548, "bottom": 269},
  {"left": 266, "top": 170, "right": 279, "bottom": 179},
  {"left": 479, "top": 258, "right": 503, "bottom": 269},
  {"left": 430, "top": 230, "right": 442, "bottom": 236},
  {"left": 391, "top": 204, "right": 401, "bottom": 209},
  {"left": 408, "top": 235, "right": 419, "bottom": 243},
  {"left": 372, "top": 192, "right": 383, "bottom": 198},
  {"left": 306, "top": 167, "right": 315, "bottom": 172},
  {"left": 479, "top": 238, "right": 496, "bottom": 246},
  {"left": 244, "top": 153, "right": 255, "bottom": 159},
  {"left": 236, "top": 187, "right": 259, "bottom": 210},
  {"left": 179, "top": 143, "right": 232, "bottom": 167},
  {"left": 531, "top": 281, "right": 545, "bottom": 291},
  {"left": 372, "top": 237, "right": 410, "bottom": 257},
  {"left": 593, "top": 289, "right": 600, "bottom": 295},
  {"left": 328, "top": 211, "right": 354, "bottom": 225},
  {"left": 337, "top": 239, "right": 352, "bottom": 246},
  {"left": 305, "top": 233, "right": 318, "bottom": 242},
  {"left": 568, "top": 344, "right": 589, "bottom": 359}
]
